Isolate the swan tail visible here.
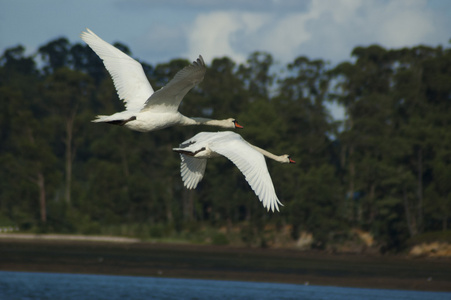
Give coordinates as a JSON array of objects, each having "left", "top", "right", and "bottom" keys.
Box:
[{"left": 91, "top": 115, "right": 109, "bottom": 123}]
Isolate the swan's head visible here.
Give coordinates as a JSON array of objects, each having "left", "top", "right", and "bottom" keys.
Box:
[
  {"left": 226, "top": 118, "right": 244, "bottom": 129},
  {"left": 281, "top": 155, "right": 295, "bottom": 164}
]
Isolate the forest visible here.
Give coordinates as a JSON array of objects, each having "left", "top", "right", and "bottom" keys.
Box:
[{"left": 0, "top": 36, "right": 450, "bottom": 252}]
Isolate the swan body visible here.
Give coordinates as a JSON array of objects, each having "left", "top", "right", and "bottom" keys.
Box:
[
  {"left": 80, "top": 28, "right": 242, "bottom": 132},
  {"left": 173, "top": 131, "right": 295, "bottom": 212}
]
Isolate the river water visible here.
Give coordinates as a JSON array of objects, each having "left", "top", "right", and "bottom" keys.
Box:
[{"left": 0, "top": 271, "right": 450, "bottom": 300}]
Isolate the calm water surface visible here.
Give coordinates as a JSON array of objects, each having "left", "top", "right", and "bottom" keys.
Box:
[{"left": 0, "top": 271, "right": 450, "bottom": 300}]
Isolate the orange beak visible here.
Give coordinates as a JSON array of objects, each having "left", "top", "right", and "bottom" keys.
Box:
[
  {"left": 234, "top": 121, "right": 244, "bottom": 129},
  {"left": 289, "top": 158, "right": 296, "bottom": 164}
]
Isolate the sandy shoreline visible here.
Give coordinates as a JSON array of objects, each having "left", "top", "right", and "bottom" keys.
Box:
[
  {"left": 0, "top": 233, "right": 141, "bottom": 243},
  {"left": 1, "top": 234, "right": 450, "bottom": 292}
]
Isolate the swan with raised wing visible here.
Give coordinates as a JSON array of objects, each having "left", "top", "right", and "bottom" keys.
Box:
[
  {"left": 173, "top": 131, "right": 295, "bottom": 212},
  {"left": 80, "top": 29, "right": 243, "bottom": 132}
]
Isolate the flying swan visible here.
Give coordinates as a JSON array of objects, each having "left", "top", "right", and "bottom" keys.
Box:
[
  {"left": 173, "top": 131, "right": 295, "bottom": 212},
  {"left": 80, "top": 28, "right": 243, "bottom": 132}
]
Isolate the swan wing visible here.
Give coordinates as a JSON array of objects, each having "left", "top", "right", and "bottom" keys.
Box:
[
  {"left": 174, "top": 132, "right": 212, "bottom": 189},
  {"left": 210, "top": 136, "right": 282, "bottom": 212},
  {"left": 179, "top": 155, "right": 207, "bottom": 189},
  {"left": 80, "top": 28, "right": 154, "bottom": 112},
  {"left": 142, "top": 55, "right": 206, "bottom": 113}
]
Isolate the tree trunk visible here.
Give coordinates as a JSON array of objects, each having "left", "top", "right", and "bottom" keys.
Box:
[
  {"left": 368, "top": 182, "right": 376, "bottom": 223},
  {"left": 165, "top": 177, "right": 174, "bottom": 224},
  {"left": 26, "top": 127, "right": 47, "bottom": 223},
  {"left": 346, "top": 114, "right": 356, "bottom": 222},
  {"left": 348, "top": 146, "right": 356, "bottom": 222},
  {"left": 416, "top": 147, "right": 423, "bottom": 233},
  {"left": 403, "top": 186, "right": 417, "bottom": 237},
  {"left": 183, "top": 189, "right": 194, "bottom": 221},
  {"left": 120, "top": 139, "right": 130, "bottom": 178},
  {"left": 37, "top": 172, "right": 47, "bottom": 223},
  {"left": 165, "top": 198, "right": 174, "bottom": 224},
  {"left": 65, "top": 116, "right": 74, "bottom": 205}
]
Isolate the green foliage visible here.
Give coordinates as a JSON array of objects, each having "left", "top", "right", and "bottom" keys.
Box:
[
  {"left": 0, "top": 37, "right": 450, "bottom": 252},
  {"left": 212, "top": 233, "right": 229, "bottom": 245},
  {"left": 407, "top": 230, "right": 451, "bottom": 245}
]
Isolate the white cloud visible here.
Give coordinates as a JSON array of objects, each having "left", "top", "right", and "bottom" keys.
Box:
[
  {"left": 186, "top": 11, "right": 313, "bottom": 64},
  {"left": 183, "top": 0, "right": 447, "bottom": 66},
  {"left": 375, "top": 1, "right": 436, "bottom": 47},
  {"left": 185, "top": 12, "right": 264, "bottom": 63},
  {"left": 133, "top": 24, "right": 187, "bottom": 62},
  {"left": 115, "top": 0, "right": 308, "bottom": 13},
  {"left": 255, "top": 13, "right": 311, "bottom": 59}
]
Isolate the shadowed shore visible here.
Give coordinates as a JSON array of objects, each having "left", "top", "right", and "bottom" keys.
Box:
[{"left": 1, "top": 235, "right": 450, "bottom": 292}]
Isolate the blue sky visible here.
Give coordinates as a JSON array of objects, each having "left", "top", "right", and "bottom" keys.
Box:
[{"left": 1, "top": 0, "right": 450, "bottom": 119}]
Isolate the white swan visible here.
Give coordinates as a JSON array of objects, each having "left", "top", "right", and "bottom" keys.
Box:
[
  {"left": 173, "top": 131, "right": 295, "bottom": 212},
  {"left": 80, "top": 28, "right": 243, "bottom": 132}
]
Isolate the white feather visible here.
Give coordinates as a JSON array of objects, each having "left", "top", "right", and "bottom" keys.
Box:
[
  {"left": 80, "top": 28, "right": 153, "bottom": 112},
  {"left": 142, "top": 56, "right": 206, "bottom": 113},
  {"left": 180, "top": 155, "right": 207, "bottom": 190}
]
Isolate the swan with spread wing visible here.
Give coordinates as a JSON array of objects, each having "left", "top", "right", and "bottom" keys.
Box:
[
  {"left": 80, "top": 29, "right": 243, "bottom": 132},
  {"left": 173, "top": 131, "right": 295, "bottom": 212}
]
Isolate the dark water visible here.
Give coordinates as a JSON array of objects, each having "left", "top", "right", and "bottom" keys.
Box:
[{"left": 0, "top": 271, "right": 450, "bottom": 300}]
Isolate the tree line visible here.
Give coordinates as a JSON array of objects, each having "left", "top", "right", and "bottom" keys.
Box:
[{"left": 0, "top": 36, "right": 450, "bottom": 251}]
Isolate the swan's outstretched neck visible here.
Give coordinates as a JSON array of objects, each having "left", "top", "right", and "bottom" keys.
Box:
[
  {"left": 189, "top": 117, "right": 213, "bottom": 124},
  {"left": 250, "top": 145, "right": 287, "bottom": 163},
  {"left": 189, "top": 117, "right": 233, "bottom": 128}
]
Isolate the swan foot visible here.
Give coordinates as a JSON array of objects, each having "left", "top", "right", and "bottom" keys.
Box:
[
  {"left": 105, "top": 116, "right": 136, "bottom": 126},
  {"left": 173, "top": 147, "right": 205, "bottom": 156}
]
